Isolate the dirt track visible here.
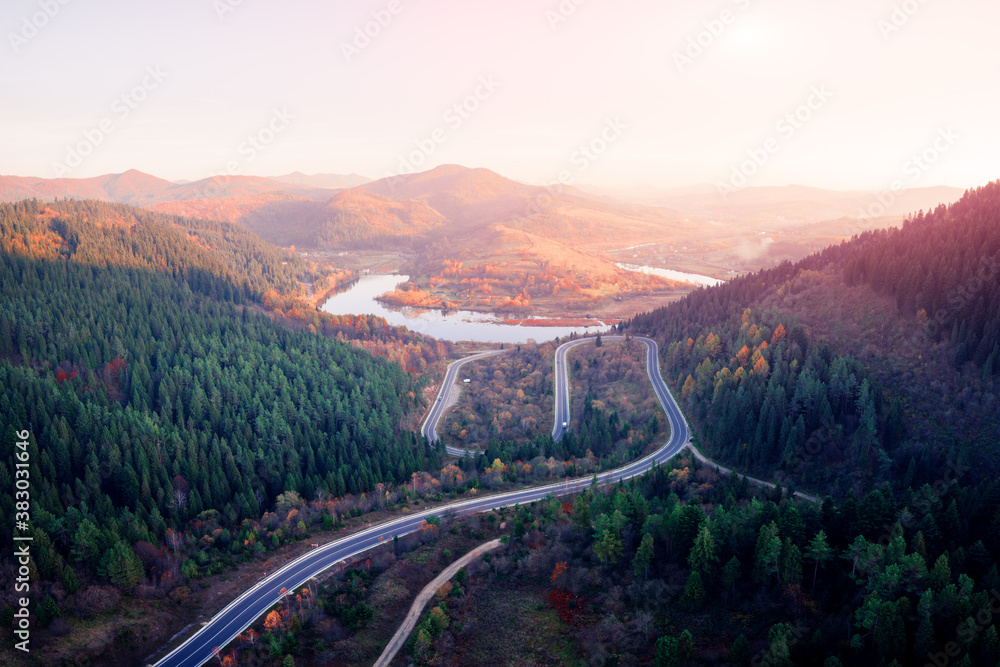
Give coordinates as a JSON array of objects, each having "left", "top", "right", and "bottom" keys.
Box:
[{"left": 373, "top": 539, "right": 502, "bottom": 667}]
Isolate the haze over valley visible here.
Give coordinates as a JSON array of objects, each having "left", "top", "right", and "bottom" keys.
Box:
[{"left": 0, "top": 166, "right": 965, "bottom": 323}]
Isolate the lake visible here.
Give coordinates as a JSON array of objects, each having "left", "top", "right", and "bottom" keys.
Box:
[{"left": 321, "top": 274, "right": 610, "bottom": 344}]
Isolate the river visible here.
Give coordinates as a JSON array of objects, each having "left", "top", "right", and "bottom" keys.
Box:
[
  {"left": 615, "top": 263, "right": 724, "bottom": 287},
  {"left": 321, "top": 269, "right": 722, "bottom": 343}
]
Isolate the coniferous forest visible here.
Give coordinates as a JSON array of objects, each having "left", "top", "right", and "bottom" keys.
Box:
[
  {"left": 630, "top": 182, "right": 1000, "bottom": 495},
  {"left": 7, "top": 3, "right": 1000, "bottom": 663},
  {"left": 598, "top": 182, "right": 1000, "bottom": 665},
  {"left": 843, "top": 183, "right": 1000, "bottom": 370},
  {"left": 0, "top": 201, "right": 449, "bottom": 619},
  {"left": 1, "top": 180, "right": 999, "bottom": 667}
]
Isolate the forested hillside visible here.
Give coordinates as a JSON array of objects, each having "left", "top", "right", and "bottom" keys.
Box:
[
  {"left": 843, "top": 182, "right": 1000, "bottom": 371},
  {"left": 0, "top": 253, "right": 441, "bottom": 578},
  {"left": 0, "top": 199, "right": 350, "bottom": 300},
  {"left": 387, "top": 449, "right": 1000, "bottom": 666},
  {"left": 629, "top": 181, "right": 1000, "bottom": 497},
  {"left": 602, "top": 181, "right": 1000, "bottom": 664},
  {"left": 441, "top": 343, "right": 556, "bottom": 450},
  {"left": 0, "top": 198, "right": 452, "bottom": 373},
  {"left": 0, "top": 194, "right": 460, "bottom": 663}
]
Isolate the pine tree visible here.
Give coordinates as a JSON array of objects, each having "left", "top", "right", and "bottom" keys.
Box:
[
  {"left": 654, "top": 636, "right": 678, "bottom": 667},
  {"left": 62, "top": 566, "right": 80, "bottom": 595},
  {"left": 754, "top": 521, "right": 782, "bottom": 585},
  {"left": 722, "top": 556, "right": 742, "bottom": 594},
  {"left": 573, "top": 494, "right": 591, "bottom": 530},
  {"left": 673, "top": 504, "right": 705, "bottom": 561},
  {"left": 71, "top": 519, "right": 103, "bottom": 569},
  {"left": 688, "top": 524, "right": 719, "bottom": 578},
  {"left": 729, "top": 633, "right": 751, "bottom": 664},
  {"left": 100, "top": 540, "right": 144, "bottom": 589},
  {"left": 593, "top": 515, "right": 623, "bottom": 566},
  {"left": 929, "top": 553, "right": 952, "bottom": 592},
  {"left": 37, "top": 596, "right": 61, "bottom": 628},
  {"left": 912, "top": 530, "right": 928, "bottom": 559},
  {"left": 764, "top": 623, "right": 793, "bottom": 667},
  {"left": 681, "top": 570, "right": 705, "bottom": 612},
  {"left": 874, "top": 600, "right": 906, "bottom": 662},
  {"left": 914, "top": 614, "right": 936, "bottom": 660},
  {"left": 677, "top": 630, "right": 695, "bottom": 661},
  {"left": 981, "top": 624, "right": 999, "bottom": 664},
  {"left": 805, "top": 530, "right": 833, "bottom": 594},
  {"left": 634, "top": 533, "right": 654, "bottom": 580},
  {"left": 779, "top": 538, "right": 803, "bottom": 587}
]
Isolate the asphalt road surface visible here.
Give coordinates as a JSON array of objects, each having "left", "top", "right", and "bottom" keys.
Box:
[
  {"left": 417, "top": 349, "right": 506, "bottom": 458},
  {"left": 153, "top": 336, "right": 689, "bottom": 667},
  {"left": 552, "top": 338, "right": 575, "bottom": 441}
]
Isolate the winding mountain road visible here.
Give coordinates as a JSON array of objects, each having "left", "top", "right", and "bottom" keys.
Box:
[
  {"left": 419, "top": 349, "right": 507, "bottom": 458},
  {"left": 552, "top": 339, "right": 574, "bottom": 441},
  {"left": 153, "top": 336, "right": 697, "bottom": 667},
  {"left": 550, "top": 336, "right": 674, "bottom": 442}
]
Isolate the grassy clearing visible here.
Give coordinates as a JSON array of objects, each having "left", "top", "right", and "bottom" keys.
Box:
[
  {"left": 566, "top": 339, "right": 669, "bottom": 442},
  {"left": 398, "top": 583, "right": 582, "bottom": 667}
]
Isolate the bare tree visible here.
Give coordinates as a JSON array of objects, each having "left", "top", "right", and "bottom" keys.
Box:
[{"left": 169, "top": 488, "right": 188, "bottom": 511}]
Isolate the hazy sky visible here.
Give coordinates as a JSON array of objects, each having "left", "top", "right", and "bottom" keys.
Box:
[{"left": 1, "top": 0, "right": 997, "bottom": 190}]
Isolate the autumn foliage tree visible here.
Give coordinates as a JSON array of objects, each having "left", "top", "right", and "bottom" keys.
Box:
[{"left": 264, "top": 609, "right": 285, "bottom": 634}]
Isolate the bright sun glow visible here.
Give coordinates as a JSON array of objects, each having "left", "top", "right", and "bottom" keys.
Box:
[{"left": 727, "top": 22, "right": 772, "bottom": 49}]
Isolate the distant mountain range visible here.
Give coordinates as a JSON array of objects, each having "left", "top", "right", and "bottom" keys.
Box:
[
  {"left": 0, "top": 169, "right": 371, "bottom": 207},
  {"left": 578, "top": 181, "right": 965, "bottom": 227},
  {"left": 269, "top": 171, "right": 371, "bottom": 189},
  {"left": 0, "top": 165, "right": 968, "bottom": 317}
]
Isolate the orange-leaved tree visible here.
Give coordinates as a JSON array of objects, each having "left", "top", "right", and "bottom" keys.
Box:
[{"left": 263, "top": 609, "right": 284, "bottom": 634}]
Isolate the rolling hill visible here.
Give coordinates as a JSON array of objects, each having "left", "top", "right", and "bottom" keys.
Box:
[
  {"left": 0, "top": 169, "right": 175, "bottom": 205},
  {"left": 608, "top": 180, "right": 1000, "bottom": 667},
  {"left": 0, "top": 169, "right": 359, "bottom": 208},
  {"left": 0, "top": 198, "right": 352, "bottom": 303},
  {"left": 237, "top": 187, "right": 448, "bottom": 249},
  {"left": 0, "top": 205, "right": 443, "bottom": 665},
  {"left": 0, "top": 171, "right": 377, "bottom": 266},
  {"left": 0, "top": 166, "right": 966, "bottom": 319},
  {"left": 629, "top": 179, "right": 1000, "bottom": 494}
]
